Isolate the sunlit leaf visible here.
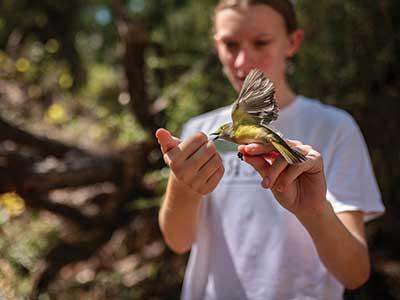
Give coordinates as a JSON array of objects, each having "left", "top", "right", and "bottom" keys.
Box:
[
  {"left": 45, "top": 39, "right": 60, "bottom": 54},
  {"left": 0, "top": 193, "right": 25, "bottom": 217},
  {"left": 15, "top": 58, "right": 30, "bottom": 73},
  {"left": 58, "top": 73, "right": 74, "bottom": 89},
  {"left": 46, "top": 103, "right": 68, "bottom": 123}
]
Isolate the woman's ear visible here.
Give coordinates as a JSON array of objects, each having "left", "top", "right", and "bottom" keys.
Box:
[{"left": 285, "top": 29, "right": 304, "bottom": 58}]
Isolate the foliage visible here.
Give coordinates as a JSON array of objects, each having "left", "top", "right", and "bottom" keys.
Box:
[{"left": 0, "top": 0, "right": 399, "bottom": 299}]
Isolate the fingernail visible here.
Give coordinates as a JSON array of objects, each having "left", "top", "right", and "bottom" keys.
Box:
[
  {"left": 246, "top": 145, "right": 255, "bottom": 152},
  {"left": 262, "top": 178, "right": 270, "bottom": 188},
  {"left": 238, "top": 146, "right": 248, "bottom": 155}
]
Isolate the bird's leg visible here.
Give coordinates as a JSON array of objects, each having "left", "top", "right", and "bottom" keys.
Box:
[{"left": 237, "top": 152, "right": 243, "bottom": 161}]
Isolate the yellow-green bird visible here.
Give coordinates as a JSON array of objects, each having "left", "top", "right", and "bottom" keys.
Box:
[{"left": 211, "top": 69, "right": 306, "bottom": 164}]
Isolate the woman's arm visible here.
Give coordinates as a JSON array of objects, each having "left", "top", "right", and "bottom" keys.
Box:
[
  {"left": 239, "top": 142, "right": 370, "bottom": 289},
  {"left": 159, "top": 174, "right": 203, "bottom": 254},
  {"left": 298, "top": 207, "right": 369, "bottom": 289}
]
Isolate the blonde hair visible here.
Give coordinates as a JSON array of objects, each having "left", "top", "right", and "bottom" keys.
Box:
[{"left": 213, "top": 0, "right": 298, "bottom": 34}]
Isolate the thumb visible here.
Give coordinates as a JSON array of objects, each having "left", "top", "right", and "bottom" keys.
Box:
[{"left": 155, "top": 128, "right": 181, "bottom": 153}]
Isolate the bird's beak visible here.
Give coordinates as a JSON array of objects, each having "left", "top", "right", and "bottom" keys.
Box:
[{"left": 210, "top": 132, "right": 219, "bottom": 141}]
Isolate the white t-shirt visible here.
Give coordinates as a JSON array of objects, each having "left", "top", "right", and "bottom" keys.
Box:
[{"left": 179, "top": 96, "right": 385, "bottom": 300}]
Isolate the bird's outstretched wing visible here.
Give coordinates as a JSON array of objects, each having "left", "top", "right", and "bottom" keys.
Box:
[{"left": 231, "top": 69, "right": 279, "bottom": 128}]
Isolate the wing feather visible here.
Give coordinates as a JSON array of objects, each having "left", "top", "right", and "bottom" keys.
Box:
[{"left": 232, "top": 69, "right": 279, "bottom": 128}]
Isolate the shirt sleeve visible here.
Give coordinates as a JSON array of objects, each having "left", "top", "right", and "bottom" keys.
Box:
[{"left": 325, "top": 117, "right": 385, "bottom": 222}]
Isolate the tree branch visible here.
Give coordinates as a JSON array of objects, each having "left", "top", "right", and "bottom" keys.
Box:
[
  {"left": 111, "top": 0, "right": 155, "bottom": 130},
  {"left": 0, "top": 116, "right": 88, "bottom": 158},
  {"left": 0, "top": 149, "right": 122, "bottom": 193}
]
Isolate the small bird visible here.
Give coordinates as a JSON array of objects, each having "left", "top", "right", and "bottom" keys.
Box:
[{"left": 211, "top": 69, "right": 306, "bottom": 164}]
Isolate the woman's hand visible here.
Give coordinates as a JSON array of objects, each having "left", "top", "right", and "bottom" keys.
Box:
[
  {"left": 156, "top": 128, "right": 225, "bottom": 196},
  {"left": 238, "top": 141, "right": 328, "bottom": 217}
]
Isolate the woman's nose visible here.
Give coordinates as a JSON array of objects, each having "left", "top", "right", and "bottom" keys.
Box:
[{"left": 234, "top": 49, "right": 254, "bottom": 69}]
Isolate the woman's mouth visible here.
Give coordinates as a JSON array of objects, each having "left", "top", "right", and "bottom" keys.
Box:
[{"left": 236, "top": 76, "right": 246, "bottom": 86}]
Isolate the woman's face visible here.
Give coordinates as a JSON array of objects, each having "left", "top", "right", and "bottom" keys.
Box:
[{"left": 214, "top": 5, "right": 301, "bottom": 91}]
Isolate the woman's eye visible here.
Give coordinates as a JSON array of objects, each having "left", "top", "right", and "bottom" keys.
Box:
[
  {"left": 223, "top": 41, "right": 238, "bottom": 50},
  {"left": 254, "top": 40, "right": 271, "bottom": 48}
]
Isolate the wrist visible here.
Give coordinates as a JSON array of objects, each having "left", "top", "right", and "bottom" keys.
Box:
[
  {"left": 296, "top": 200, "right": 335, "bottom": 228},
  {"left": 169, "top": 173, "right": 204, "bottom": 201}
]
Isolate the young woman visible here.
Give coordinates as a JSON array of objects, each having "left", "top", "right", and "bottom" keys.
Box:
[{"left": 156, "top": 1, "right": 384, "bottom": 299}]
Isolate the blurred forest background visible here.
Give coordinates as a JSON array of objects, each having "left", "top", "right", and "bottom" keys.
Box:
[{"left": 0, "top": 0, "right": 399, "bottom": 299}]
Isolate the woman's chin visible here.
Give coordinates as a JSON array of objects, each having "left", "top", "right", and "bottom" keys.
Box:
[{"left": 233, "top": 79, "right": 244, "bottom": 91}]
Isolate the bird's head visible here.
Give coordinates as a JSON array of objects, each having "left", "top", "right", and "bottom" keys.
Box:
[{"left": 210, "top": 123, "right": 232, "bottom": 141}]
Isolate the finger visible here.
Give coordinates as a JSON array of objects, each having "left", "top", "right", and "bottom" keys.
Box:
[
  {"left": 237, "top": 143, "right": 279, "bottom": 163},
  {"left": 239, "top": 143, "right": 276, "bottom": 156},
  {"left": 285, "top": 140, "right": 313, "bottom": 154},
  {"left": 185, "top": 141, "right": 217, "bottom": 172},
  {"left": 272, "top": 164, "right": 303, "bottom": 193},
  {"left": 190, "top": 154, "right": 222, "bottom": 190},
  {"left": 286, "top": 139, "right": 303, "bottom": 147},
  {"left": 262, "top": 155, "right": 288, "bottom": 188},
  {"left": 199, "top": 154, "right": 223, "bottom": 182},
  {"left": 179, "top": 145, "right": 219, "bottom": 184},
  {"left": 242, "top": 155, "right": 270, "bottom": 178},
  {"left": 274, "top": 147, "right": 323, "bottom": 192},
  {"left": 199, "top": 166, "right": 225, "bottom": 195},
  {"left": 155, "top": 128, "right": 180, "bottom": 153},
  {"left": 164, "top": 132, "right": 208, "bottom": 166},
  {"left": 178, "top": 132, "right": 209, "bottom": 160},
  {"left": 263, "top": 151, "right": 280, "bottom": 162}
]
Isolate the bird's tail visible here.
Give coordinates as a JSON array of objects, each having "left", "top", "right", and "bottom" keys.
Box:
[{"left": 269, "top": 134, "right": 306, "bottom": 164}]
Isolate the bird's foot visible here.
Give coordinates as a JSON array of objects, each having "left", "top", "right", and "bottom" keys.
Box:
[{"left": 237, "top": 152, "right": 243, "bottom": 161}]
